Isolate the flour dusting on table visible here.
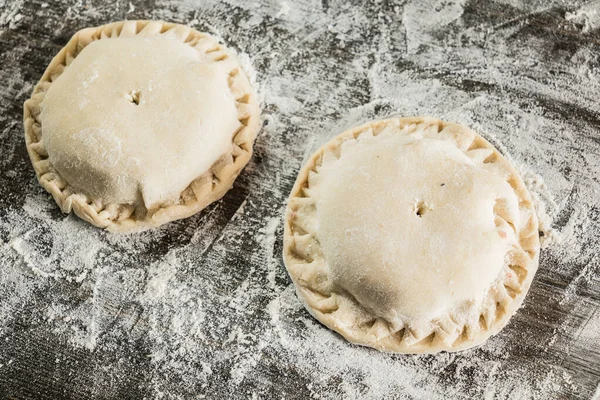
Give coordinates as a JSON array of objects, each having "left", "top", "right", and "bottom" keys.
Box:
[{"left": 0, "top": 0, "right": 599, "bottom": 399}]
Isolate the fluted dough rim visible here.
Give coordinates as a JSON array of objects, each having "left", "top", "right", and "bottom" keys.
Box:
[
  {"left": 283, "top": 117, "right": 540, "bottom": 354},
  {"left": 23, "top": 20, "right": 261, "bottom": 233}
]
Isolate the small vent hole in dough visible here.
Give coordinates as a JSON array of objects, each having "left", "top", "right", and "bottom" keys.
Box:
[
  {"left": 125, "top": 90, "right": 141, "bottom": 105},
  {"left": 413, "top": 200, "right": 431, "bottom": 218}
]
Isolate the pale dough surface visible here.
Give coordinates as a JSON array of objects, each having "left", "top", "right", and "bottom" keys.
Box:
[
  {"left": 23, "top": 21, "right": 261, "bottom": 232},
  {"left": 41, "top": 37, "right": 240, "bottom": 209},
  {"left": 284, "top": 117, "right": 540, "bottom": 353},
  {"left": 317, "top": 135, "right": 516, "bottom": 325}
]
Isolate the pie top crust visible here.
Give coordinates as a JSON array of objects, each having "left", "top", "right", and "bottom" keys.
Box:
[
  {"left": 23, "top": 21, "right": 260, "bottom": 232},
  {"left": 283, "top": 117, "right": 540, "bottom": 353}
]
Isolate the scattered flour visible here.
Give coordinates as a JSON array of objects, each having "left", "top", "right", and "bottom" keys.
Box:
[
  {"left": 566, "top": 1, "right": 600, "bottom": 34},
  {"left": 0, "top": 0, "right": 599, "bottom": 399}
]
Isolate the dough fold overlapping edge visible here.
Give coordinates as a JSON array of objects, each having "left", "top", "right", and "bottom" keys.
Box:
[
  {"left": 283, "top": 117, "right": 540, "bottom": 353},
  {"left": 23, "top": 20, "right": 261, "bottom": 233}
]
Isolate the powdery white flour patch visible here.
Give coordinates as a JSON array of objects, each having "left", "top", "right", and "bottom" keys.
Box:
[{"left": 566, "top": 1, "right": 600, "bottom": 33}]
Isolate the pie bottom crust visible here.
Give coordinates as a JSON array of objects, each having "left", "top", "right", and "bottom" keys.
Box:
[
  {"left": 283, "top": 117, "right": 540, "bottom": 353},
  {"left": 23, "top": 20, "right": 261, "bottom": 232}
]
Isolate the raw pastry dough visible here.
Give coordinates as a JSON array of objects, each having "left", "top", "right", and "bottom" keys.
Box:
[
  {"left": 283, "top": 117, "right": 540, "bottom": 353},
  {"left": 24, "top": 21, "right": 260, "bottom": 232}
]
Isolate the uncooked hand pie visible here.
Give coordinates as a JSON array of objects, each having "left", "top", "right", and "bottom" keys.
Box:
[
  {"left": 284, "top": 117, "right": 540, "bottom": 353},
  {"left": 24, "top": 20, "right": 260, "bottom": 232}
]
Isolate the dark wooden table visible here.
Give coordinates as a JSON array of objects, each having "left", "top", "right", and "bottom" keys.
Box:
[{"left": 0, "top": 0, "right": 599, "bottom": 399}]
